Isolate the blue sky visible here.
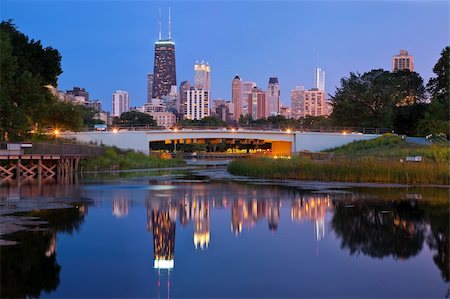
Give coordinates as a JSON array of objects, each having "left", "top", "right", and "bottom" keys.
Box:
[{"left": 2, "top": 0, "right": 448, "bottom": 112}]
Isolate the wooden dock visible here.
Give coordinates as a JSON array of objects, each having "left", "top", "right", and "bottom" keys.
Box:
[{"left": 0, "top": 143, "right": 103, "bottom": 181}]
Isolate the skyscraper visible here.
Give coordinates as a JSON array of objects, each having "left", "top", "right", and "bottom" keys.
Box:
[
  {"left": 314, "top": 68, "right": 325, "bottom": 92},
  {"left": 247, "top": 87, "right": 267, "bottom": 120},
  {"left": 147, "top": 73, "right": 154, "bottom": 103},
  {"left": 392, "top": 49, "right": 414, "bottom": 72},
  {"left": 267, "top": 77, "right": 280, "bottom": 116},
  {"left": 152, "top": 8, "right": 177, "bottom": 99},
  {"left": 112, "top": 90, "right": 130, "bottom": 117},
  {"left": 231, "top": 75, "right": 242, "bottom": 119},
  {"left": 194, "top": 61, "right": 211, "bottom": 90}
]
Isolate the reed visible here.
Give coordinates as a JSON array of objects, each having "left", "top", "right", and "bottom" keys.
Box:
[
  {"left": 228, "top": 156, "right": 449, "bottom": 185},
  {"left": 80, "top": 147, "right": 186, "bottom": 171}
]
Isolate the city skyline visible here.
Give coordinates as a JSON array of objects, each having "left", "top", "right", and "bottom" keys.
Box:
[{"left": 2, "top": 1, "right": 447, "bottom": 113}]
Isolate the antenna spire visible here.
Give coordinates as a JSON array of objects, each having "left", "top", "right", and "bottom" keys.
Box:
[
  {"left": 158, "top": 6, "right": 162, "bottom": 40},
  {"left": 168, "top": 7, "right": 171, "bottom": 40}
]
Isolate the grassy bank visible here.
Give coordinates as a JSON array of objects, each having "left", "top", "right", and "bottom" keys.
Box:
[
  {"left": 228, "top": 135, "right": 450, "bottom": 185},
  {"left": 80, "top": 147, "right": 186, "bottom": 172},
  {"left": 324, "top": 134, "right": 450, "bottom": 162}
]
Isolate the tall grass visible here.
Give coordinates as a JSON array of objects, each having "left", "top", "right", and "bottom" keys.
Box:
[
  {"left": 324, "top": 134, "right": 450, "bottom": 163},
  {"left": 80, "top": 147, "right": 186, "bottom": 172},
  {"left": 228, "top": 156, "right": 449, "bottom": 185}
]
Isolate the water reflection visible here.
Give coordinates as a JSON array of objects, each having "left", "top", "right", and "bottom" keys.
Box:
[
  {"left": 1, "top": 177, "right": 448, "bottom": 298},
  {"left": 0, "top": 201, "right": 90, "bottom": 298}
]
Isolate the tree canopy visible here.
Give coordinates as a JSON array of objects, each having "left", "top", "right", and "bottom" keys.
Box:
[
  {"left": 112, "top": 111, "right": 156, "bottom": 126},
  {"left": 0, "top": 20, "right": 81, "bottom": 141},
  {"left": 417, "top": 46, "right": 450, "bottom": 136},
  {"left": 330, "top": 69, "right": 425, "bottom": 129}
]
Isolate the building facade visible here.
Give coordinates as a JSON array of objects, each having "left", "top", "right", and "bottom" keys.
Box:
[
  {"left": 147, "top": 73, "right": 154, "bottom": 103},
  {"left": 267, "top": 77, "right": 280, "bottom": 116},
  {"left": 241, "top": 81, "right": 256, "bottom": 117},
  {"left": 247, "top": 87, "right": 267, "bottom": 120},
  {"left": 314, "top": 68, "right": 325, "bottom": 92},
  {"left": 291, "top": 87, "right": 327, "bottom": 118},
  {"left": 112, "top": 90, "right": 130, "bottom": 117},
  {"left": 152, "top": 40, "right": 177, "bottom": 99},
  {"left": 291, "top": 86, "right": 306, "bottom": 119},
  {"left": 147, "top": 111, "right": 176, "bottom": 128},
  {"left": 178, "top": 80, "right": 190, "bottom": 115},
  {"left": 231, "top": 75, "right": 242, "bottom": 120},
  {"left": 184, "top": 88, "right": 210, "bottom": 120},
  {"left": 194, "top": 61, "right": 211, "bottom": 90},
  {"left": 392, "top": 49, "right": 414, "bottom": 72}
]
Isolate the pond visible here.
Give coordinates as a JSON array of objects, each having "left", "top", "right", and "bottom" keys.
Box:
[{"left": 1, "top": 169, "right": 448, "bottom": 298}]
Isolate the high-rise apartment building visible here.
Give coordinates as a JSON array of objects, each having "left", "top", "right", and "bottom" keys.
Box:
[
  {"left": 184, "top": 88, "right": 210, "bottom": 120},
  {"left": 112, "top": 90, "right": 130, "bottom": 117},
  {"left": 147, "top": 73, "right": 154, "bottom": 103},
  {"left": 247, "top": 87, "right": 267, "bottom": 120},
  {"left": 392, "top": 49, "right": 414, "bottom": 72},
  {"left": 291, "top": 87, "right": 327, "bottom": 118},
  {"left": 194, "top": 61, "right": 211, "bottom": 90},
  {"left": 304, "top": 89, "right": 326, "bottom": 117},
  {"left": 314, "top": 68, "right": 325, "bottom": 92},
  {"left": 152, "top": 9, "right": 177, "bottom": 99},
  {"left": 267, "top": 77, "right": 280, "bottom": 116},
  {"left": 231, "top": 76, "right": 242, "bottom": 119}
]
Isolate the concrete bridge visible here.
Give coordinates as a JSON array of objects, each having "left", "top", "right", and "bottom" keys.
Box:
[{"left": 60, "top": 129, "right": 381, "bottom": 155}]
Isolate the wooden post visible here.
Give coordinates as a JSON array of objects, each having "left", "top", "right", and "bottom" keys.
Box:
[
  {"left": 38, "top": 159, "right": 43, "bottom": 178},
  {"left": 16, "top": 159, "right": 21, "bottom": 179}
]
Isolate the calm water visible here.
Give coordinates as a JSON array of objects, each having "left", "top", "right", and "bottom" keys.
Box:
[{"left": 1, "top": 171, "right": 449, "bottom": 298}]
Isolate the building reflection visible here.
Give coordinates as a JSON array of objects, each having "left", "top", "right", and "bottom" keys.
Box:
[
  {"left": 112, "top": 193, "right": 130, "bottom": 218},
  {"left": 291, "top": 195, "right": 332, "bottom": 241},
  {"left": 230, "top": 198, "right": 282, "bottom": 235}
]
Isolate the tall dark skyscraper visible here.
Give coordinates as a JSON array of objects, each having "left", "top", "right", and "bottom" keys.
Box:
[{"left": 152, "top": 8, "right": 177, "bottom": 99}]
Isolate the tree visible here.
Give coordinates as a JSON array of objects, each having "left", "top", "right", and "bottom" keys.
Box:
[
  {"left": 82, "top": 106, "right": 105, "bottom": 126},
  {"left": 113, "top": 111, "right": 156, "bottom": 126},
  {"left": 330, "top": 69, "right": 425, "bottom": 129},
  {"left": 417, "top": 47, "right": 450, "bottom": 136},
  {"left": 0, "top": 20, "right": 65, "bottom": 141},
  {"left": 180, "top": 116, "right": 226, "bottom": 127}
]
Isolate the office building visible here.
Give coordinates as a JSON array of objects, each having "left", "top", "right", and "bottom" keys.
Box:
[
  {"left": 112, "top": 90, "right": 130, "bottom": 117},
  {"left": 152, "top": 9, "right": 177, "bottom": 99},
  {"left": 267, "top": 77, "right": 280, "bottom": 116},
  {"left": 314, "top": 68, "right": 325, "bottom": 92},
  {"left": 231, "top": 75, "right": 242, "bottom": 119},
  {"left": 247, "top": 87, "right": 267, "bottom": 119},
  {"left": 194, "top": 61, "right": 211, "bottom": 90},
  {"left": 392, "top": 49, "right": 414, "bottom": 72},
  {"left": 147, "top": 74, "right": 154, "bottom": 103},
  {"left": 184, "top": 88, "right": 210, "bottom": 120}
]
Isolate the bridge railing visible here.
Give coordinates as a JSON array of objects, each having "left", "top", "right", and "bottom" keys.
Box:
[
  {"left": 20, "top": 143, "right": 105, "bottom": 156},
  {"left": 76, "top": 125, "right": 392, "bottom": 134}
]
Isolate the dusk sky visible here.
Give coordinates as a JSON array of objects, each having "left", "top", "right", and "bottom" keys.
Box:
[{"left": 2, "top": 0, "right": 448, "bottom": 112}]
